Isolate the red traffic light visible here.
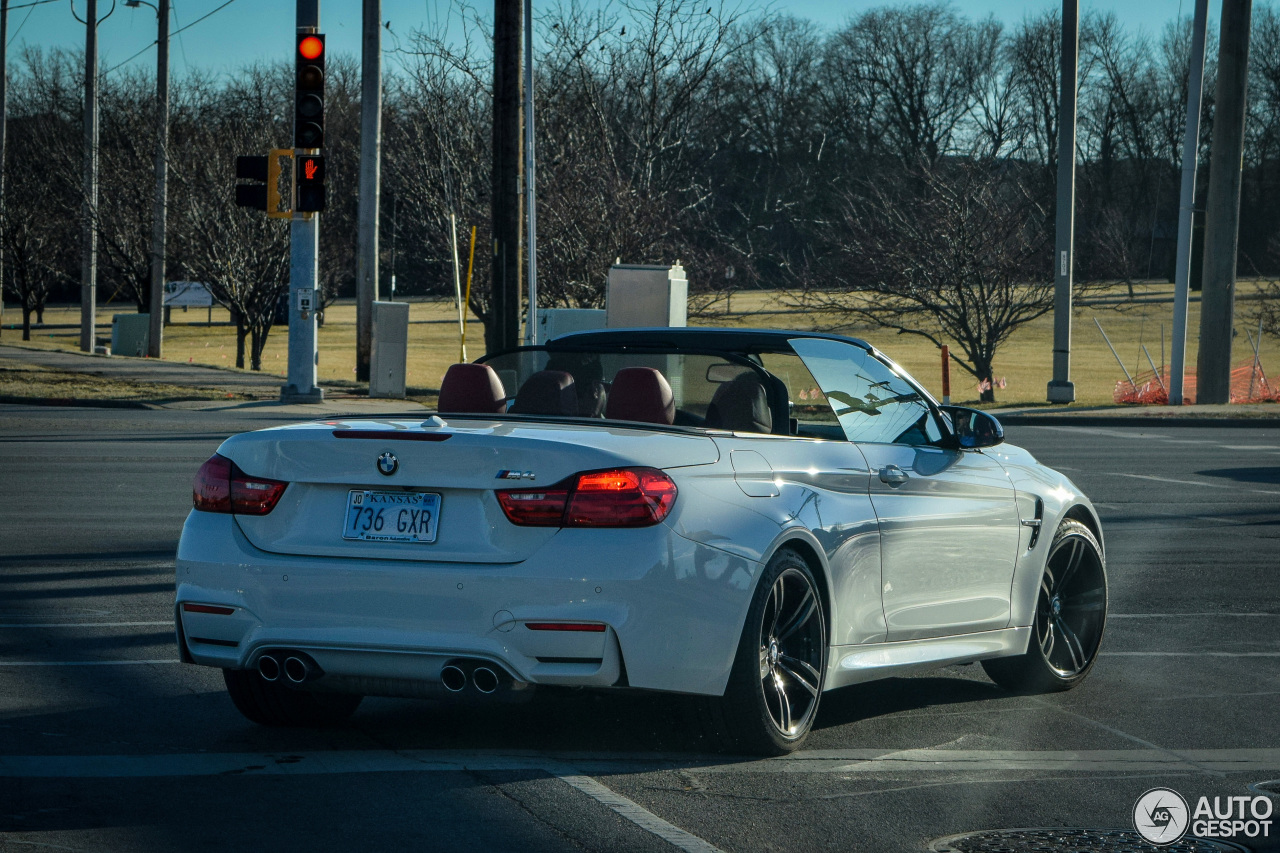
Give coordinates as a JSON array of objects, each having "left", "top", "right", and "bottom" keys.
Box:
[{"left": 298, "top": 35, "right": 324, "bottom": 60}]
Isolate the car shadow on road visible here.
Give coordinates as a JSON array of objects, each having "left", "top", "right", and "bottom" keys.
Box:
[
  {"left": 813, "top": 671, "right": 1005, "bottom": 731},
  {"left": 1196, "top": 466, "right": 1280, "bottom": 484}
]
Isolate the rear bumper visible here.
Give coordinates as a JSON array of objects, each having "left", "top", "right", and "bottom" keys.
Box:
[{"left": 175, "top": 511, "right": 760, "bottom": 697}]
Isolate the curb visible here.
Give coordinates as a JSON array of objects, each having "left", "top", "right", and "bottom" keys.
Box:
[
  {"left": 0, "top": 395, "right": 156, "bottom": 410},
  {"left": 999, "top": 414, "right": 1280, "bottom": 428}
]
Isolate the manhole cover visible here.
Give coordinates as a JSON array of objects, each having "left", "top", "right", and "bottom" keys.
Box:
[
  {"left": 1250, "top": 779, "right": 1280, "bottom": 796},
  {"left": 929, "top": 828, "right": 1250, "bottom": 853}
]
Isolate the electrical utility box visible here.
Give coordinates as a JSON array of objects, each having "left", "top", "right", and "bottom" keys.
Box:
[
  {"left": 605, "top": 263, "right": 687, "bottom": 328},
  {"left": 111, "top": 313, "right": 150, "bottom": 358},
  {"left": 537, "top": 308, "right": 607, "bottom": 342},
  {"left": 369, "top": 301, "right": 410, "bottom": 398}
]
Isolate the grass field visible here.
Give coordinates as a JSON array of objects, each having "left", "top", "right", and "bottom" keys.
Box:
[{"left": 4, "top": 281, "right": 1278, "bottom": 407}]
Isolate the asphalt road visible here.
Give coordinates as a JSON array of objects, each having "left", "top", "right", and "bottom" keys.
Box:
[{"left": 1, "top": 403, "right": 1277, "bottom": 853}]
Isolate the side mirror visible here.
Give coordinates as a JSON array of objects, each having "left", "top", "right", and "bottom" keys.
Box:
[{"left": 940, "top": 405, "right": 1004, "bottom": 449}]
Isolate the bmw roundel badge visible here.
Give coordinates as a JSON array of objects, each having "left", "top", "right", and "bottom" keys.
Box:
[{"left": 376, "top": 451, "right": 398, "bottom": 476}]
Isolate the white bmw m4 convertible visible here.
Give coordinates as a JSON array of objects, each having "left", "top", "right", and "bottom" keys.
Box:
[{"left": 175, "top": 328, "right": 1107, "bottom": 754}]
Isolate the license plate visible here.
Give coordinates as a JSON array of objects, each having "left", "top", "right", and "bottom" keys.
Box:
[{"left": 342, "top": 491, "right": 440, "bottom": 543}]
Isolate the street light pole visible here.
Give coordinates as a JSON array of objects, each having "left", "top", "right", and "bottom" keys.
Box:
[
  {"left": 126, "top": 0, "right": 169, "bottom": 358},
  {"left": 73, "top": 0, "right": 110, "bottom": 353}
]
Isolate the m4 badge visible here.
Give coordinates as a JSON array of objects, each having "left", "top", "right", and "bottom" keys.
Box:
[{"left": 496, "top": 470, "right": 536, "bottom": 481}]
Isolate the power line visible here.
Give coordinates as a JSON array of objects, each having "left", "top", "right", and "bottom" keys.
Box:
[
  {"left": 104, "top": 0, "right": 235, "bottom": 74},
  {"left": 8, "top": 0, "right": 60, "bottom": 10},
  {"left": 7, "top": 4, "right": 37, "bottom": 46}
]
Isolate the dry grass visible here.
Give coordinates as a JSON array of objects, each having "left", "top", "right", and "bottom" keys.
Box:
[
  {"left": 0, "top": 356, "right": 249, "bottom": 404},
  {"left": 5, "top": 281, "right": 1278, "bottom": 407}
]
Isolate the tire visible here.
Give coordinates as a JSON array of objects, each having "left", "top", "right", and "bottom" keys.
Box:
[
  {"left": 222, "top": 668, "right": 363, "bottom": 727},
  {"left": 982, "top": 519, "right": 1108, "bottom": 694},
  {"left": 700, "top": 548, "right": 827, "bottom": 755}
]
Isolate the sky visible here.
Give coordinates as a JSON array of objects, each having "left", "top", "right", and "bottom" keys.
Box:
[{"left": 6, "top": 0, "right": 1223, "bottom": 79}]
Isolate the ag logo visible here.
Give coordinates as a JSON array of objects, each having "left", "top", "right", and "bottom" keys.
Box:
[
  {"left": 376, "top": 452, "right": 398, "bottom": 476},
  {"left": 1134, "top": 787, "right": 1190, "bottom": 845}
]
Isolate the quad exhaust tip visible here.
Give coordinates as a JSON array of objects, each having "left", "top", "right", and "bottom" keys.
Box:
[
  {"left": 284, "top": 655, "right": 315, "bottom": 684},
  {"left": 257, "top": 650, "right": 321, "bottom": 685},
  {"left": 257, "top": 653, "right": 281, "bottom": 682},
  {"left": 472, "top": 667, "right": 499, "bottom": 694},
  {"left": 440, "top": 665, "right": 467, "bottom": 692}
]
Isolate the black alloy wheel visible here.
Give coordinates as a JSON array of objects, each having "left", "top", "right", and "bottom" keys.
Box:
[
  {"left": 758, "top": 567, "right": 826, "bottom": 738},
  {"left": 702, "top": 548, "right": 827, "bottom": 755},
  {"left": 983, "top": 519, "right": 1108, "bottom": 693}
]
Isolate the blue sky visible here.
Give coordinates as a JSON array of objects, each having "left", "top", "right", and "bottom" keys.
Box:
[{"left": 9, "top": 0, "right": 1219, "bottom": 78}]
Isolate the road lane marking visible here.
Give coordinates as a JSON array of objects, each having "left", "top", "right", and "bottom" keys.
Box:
[
  {"left": 1109, "top": 613, "right": 1275, "bottom": 618},
  {"left": 1104, "top": 651, "right": 1280, "bottom": 657},
  {"left": 2, "top": 748, "right": 1277, "bottom": 778},
  {"left": 1099, "top": 471, "right": 1280, "bottom": 496},
  {"left": 0, "top": 622, "right": 172, "bottom": 629},
  {"left": 546, "top": 765, "right": 727, "bottom": 853},
  {"left": 0, "top": 660, "right": 180, "bottom": 666}
]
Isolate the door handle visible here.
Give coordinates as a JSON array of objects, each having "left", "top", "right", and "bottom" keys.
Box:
[{"left": 878, "top": 465, "right": 909, "bottom": 486}]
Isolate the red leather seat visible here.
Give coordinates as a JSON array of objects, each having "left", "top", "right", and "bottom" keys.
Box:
[
  {"left": 605, "top": 367, "right": 675, "bottom": 425},
  {"left": 437, "top": 363, "right": 507, "bottom": 414}
]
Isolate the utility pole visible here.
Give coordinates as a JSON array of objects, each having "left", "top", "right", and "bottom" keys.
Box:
[
  {"left": 355, "top": 0, "right": 380, "bottom": 382},
  {"left": 522, "top": 0, "right": 537, "bottom": 344},
  {"left": 0, "top": 0, "right": 8, "bottom": 341},
  {"left": 139, "top": 0, "right": 170, "bottom": 358},
  {"left": 75, "top": 0, "right": 104, "bottom": 353},
  {"left": 491, "top": 0, "right": 522, "bottom": 354},
  {"left": 1197, "top": 0, "right": 1253, "bottom": 404},
  {"left": 282, "top": 0, "right": 323, "bottom": 403},
  {"left": 1169, "top": 0, "right": 1209, "bottom": 406},
  {"left": 1047, "top": 0, "right": 1078, "bottom": 403}
]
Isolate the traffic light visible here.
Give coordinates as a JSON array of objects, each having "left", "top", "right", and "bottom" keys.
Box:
[
  {"left": 295, "top": 33, "right": 325, "bottom": 149},
  {"left": 234, "top": 152, "right": 288, "bottom": 217},
  {"left": 296, "top": 154, "right": 326, "bottom": 212}
]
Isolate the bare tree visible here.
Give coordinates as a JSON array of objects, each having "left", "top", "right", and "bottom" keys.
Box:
[
  {"left": 829, "top": 3, "right": 993, "bottom": 167},
  {"left": 800, "top": 162, "right": 1052, "bottom": 403},
  {"left": 170, "top": 69, "right": 291, "bottom": 371}
]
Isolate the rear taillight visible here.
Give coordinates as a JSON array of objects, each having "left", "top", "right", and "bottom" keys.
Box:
[
  {"left": 193, "top": 453, "right": 287, "bottom": 516},
  {"left": 497, "top": 467, "right": 676, "bottom": 528}
]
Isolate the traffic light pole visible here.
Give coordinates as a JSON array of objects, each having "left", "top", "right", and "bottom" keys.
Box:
[{"left": 282, "top": 0, "right": 324, "bottom": 404}]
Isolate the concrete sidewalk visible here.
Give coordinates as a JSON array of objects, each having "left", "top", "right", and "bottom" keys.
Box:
[{"left": 0, "top": 344, "right": 426, "bottom": 416}]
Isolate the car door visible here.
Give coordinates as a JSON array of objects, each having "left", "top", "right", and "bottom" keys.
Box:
[{"left": 790, "top": 338, "right": 1020, "bottom": 641}]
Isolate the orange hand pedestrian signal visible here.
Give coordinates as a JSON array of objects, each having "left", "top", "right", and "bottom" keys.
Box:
[{"left": 296, "top": 154, "right": 325, "bottom": 212}]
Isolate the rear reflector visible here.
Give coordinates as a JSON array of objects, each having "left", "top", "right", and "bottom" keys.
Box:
[
  {"left": 497, "top": 467, "right": 676, "bottom": 528},
  {"left": 525, "top": 622, "right": 607, "bottom": 632},
  {"left": 182, "top": 603, "right": 235, "bottom": 615},
  {"left": 193, "top": 453, "right": 287, "bottom": 516}
]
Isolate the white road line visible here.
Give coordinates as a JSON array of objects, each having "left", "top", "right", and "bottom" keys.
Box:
[
  {"left": 0, "top": 660, "right": 181, "bottom": 667},
  {"left": 1221, "top": 445, "right": 1280, "bottom": 450},
  {"left": 0, "top": 748, "right": 724, "bottom": 852},
  {"left": 1099, "top": 471, "right": 1280, "bottom": 496},
  {"left": 0, "top": 622, "right": 172, "bottom": 629},
  {"left": 1110, "top": 613, "right": 1275, "bottom": 618},
  {"left": 2, "top": 748, "right": 1278, "bottom": 779},
  {"left": 1105, "top": 652, "right": 1280, "bottom": 657},
  {"left": 548, "top": 766, "right": 726, "bottom": 853}
]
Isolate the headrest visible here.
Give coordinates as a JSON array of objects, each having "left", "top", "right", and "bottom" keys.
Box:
[
  {"left": 437, "top": 363, "right": 507, "bottom": 414},
  {"left": 706, "top": 372, "right": 773, "bottom": 433},
  {"left": 510, "top": 370, "right": 578, "bottom": 416},
  {"left": 605, "top": 367, "right": 675, "bottom": 425}
]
